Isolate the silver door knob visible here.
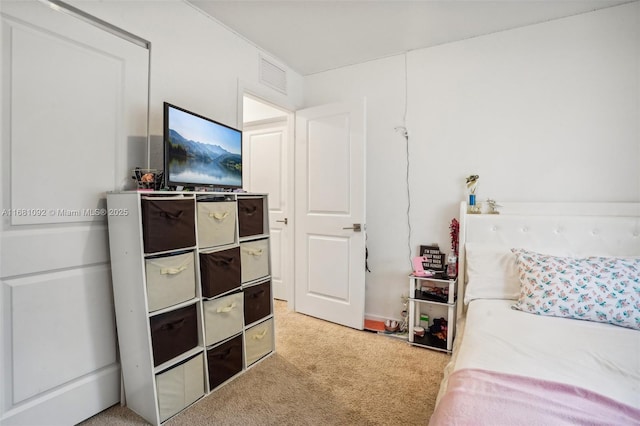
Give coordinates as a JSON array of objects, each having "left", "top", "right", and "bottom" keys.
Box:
[
  {"left": 342, "top": 223, "right": 361, "bottom": 232},
  {"left": 276, "top": 218, "right": 288, "bottom": 225}
]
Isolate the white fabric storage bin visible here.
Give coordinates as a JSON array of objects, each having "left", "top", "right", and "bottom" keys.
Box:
[
  {"left": 244, "top": 318, "right": 274, "bottom": 366},
  {"left": 197, "top": 201, "right": 237, "bottom": 249},
  {"left": 156, "top": 353, "right": 205, "bottom": 422},
  {"left": 203, "top": 292, "right": 244, "bottom": 346},
  {"left": 145, "top": 251, "right": 196, "bottom": 312},
  {"left": 240, "top": 239, "right": 270, "bottom": 283}
]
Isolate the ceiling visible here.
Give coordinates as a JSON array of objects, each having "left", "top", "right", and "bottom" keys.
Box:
[{"left": 187, "top": 0, "right": 631, "bottom": 76}]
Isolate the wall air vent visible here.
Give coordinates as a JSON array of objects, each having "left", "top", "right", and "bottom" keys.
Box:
[{"left": 259, "top": 55, "right": 287, "bottom": 94}]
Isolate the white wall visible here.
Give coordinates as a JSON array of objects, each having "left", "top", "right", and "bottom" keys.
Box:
[
  {"left": 305, "top": 2, "right": 640, "bottom": 321},
  {"left": 65, "top": 0, "right": 639, "bottom": 324},
  {"left": 69, "top": 0, "right": 304, "bottom": 153}
]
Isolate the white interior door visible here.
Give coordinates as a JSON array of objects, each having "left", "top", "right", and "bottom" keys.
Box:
[
  {"left": 294, "top": 99, "right": 366, "bottom": 330},
  {"left": 1, "top": 2, "right": 148, "bottom": 424},
  {"left": 243, "top": 119, "right": 291, "bottom": 301}
]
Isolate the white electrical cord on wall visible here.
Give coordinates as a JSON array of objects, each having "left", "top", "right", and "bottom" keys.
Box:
[
  {"left": 395, "top": 125, "right": 410, "bottom": 268},
  {"left": 395, "top": 52, "right": 412, "bottom": 270}
]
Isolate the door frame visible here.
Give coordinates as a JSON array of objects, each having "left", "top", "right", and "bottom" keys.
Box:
[{"left": 237, "top": 81, "right": 296, "bottom": 309}]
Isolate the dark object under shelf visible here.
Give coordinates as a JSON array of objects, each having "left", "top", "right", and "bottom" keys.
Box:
[
  {"left": 413, "top": 333, "right": 447, "bottom": 350},
  {"left": 414, "top": 289, "right": 455, "bottom": 304},
  {"left": 431, "top": 271, "right": 454, "bottom": 280}
]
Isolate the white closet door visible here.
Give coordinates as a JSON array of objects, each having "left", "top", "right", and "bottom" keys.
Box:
[{"left": 0, "top": 1, "right": 148, "bottom": 424}]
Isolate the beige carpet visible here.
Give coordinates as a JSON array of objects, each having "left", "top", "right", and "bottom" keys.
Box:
[{"left": 81, "top": 301, "right": 450, "bottom": 425}]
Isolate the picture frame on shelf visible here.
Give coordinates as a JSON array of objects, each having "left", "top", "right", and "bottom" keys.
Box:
[{"left": 419, "top": 245, "right": 445, "bottom": 272}]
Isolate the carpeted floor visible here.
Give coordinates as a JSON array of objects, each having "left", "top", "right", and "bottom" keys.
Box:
[{"left": 80, "top": 301, "right": 450, "bottom": 425}]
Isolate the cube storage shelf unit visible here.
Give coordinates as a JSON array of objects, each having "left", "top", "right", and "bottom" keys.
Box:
[
  {"left": 107, "top": 191, "right": 274, "bottom": 425},
  {"left": 408, "top": 275, "right": 457, "bottom": 353}
]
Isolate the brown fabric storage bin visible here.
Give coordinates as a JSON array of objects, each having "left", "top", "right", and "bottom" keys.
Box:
[
  {"left": 244, "top": 281, "right": 272, "bottom": 326},
  {"left": 207, "top": 335, "right": 243, "bottom": 390},
  {"left": 142, "top": 198, "right": 196, "bottom": 253},
  {"left": 200, "top": 247, "right": 241, "bottom": 298},
  {"left": 238, "top": 197, "right": 264, "bottom": 237},
  {"left": 150, "top": 304, "right": 199, "bottom": 367}
]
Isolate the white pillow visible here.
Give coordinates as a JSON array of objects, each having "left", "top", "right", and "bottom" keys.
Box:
[
  {"left": 464, "top": 243, "right": 520, "bottom": 304},
  {"left": 464, "top": 243, "right": 580, "bottom": 304},
  {"left": 511, "top": 249, "right": 640, "bottom": 330}
]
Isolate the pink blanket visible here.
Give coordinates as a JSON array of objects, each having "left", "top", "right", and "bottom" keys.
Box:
[{"left": 429, "top": 368, "right": 640, "bottom": 426}]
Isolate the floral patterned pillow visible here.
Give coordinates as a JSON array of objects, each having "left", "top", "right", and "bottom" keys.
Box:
[{"left": 511, "top": 249, "right": 640, "bottom": 330}]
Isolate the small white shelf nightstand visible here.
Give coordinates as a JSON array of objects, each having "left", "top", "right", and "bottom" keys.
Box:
[{"left": 408, "top": 274, "right": 457, "bottom": 353}]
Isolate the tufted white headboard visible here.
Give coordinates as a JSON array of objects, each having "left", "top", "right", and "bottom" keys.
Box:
[{"left": 457, "top": 202, "right": 640, "bottom": 319}]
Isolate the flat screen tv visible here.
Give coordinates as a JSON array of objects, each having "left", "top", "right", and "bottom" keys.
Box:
[{"left": 164, "top": 102, "right": 242, "bottom": 190}]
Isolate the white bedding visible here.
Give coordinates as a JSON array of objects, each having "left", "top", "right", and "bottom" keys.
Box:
[{"left": 452, "top": 299, "right": 640, "bottom": 409}]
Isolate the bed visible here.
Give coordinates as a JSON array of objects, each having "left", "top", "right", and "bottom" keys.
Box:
[{"left": 429, "top": 202, "right": 640, "bottom": 426}]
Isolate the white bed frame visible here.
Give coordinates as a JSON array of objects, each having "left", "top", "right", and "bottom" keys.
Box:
[{"left": 457, "top": 201, "right": 640, "bottom": 319}]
